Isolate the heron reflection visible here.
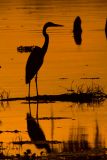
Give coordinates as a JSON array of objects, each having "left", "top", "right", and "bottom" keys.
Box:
[{"left": 26, "top": 101, "right": 51, "bottom": 154}]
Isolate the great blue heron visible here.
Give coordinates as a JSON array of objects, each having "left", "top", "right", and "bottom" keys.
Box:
[{"left": 26, "top": 22, "right": 63, "bottom": 99}]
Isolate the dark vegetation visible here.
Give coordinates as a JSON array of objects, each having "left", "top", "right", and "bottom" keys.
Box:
[
  {"left": 0, "top": 83, "right": 106, "bottom": 104},
  {"left": 17, "top": 46, "right": 34, "bottom": 53}
]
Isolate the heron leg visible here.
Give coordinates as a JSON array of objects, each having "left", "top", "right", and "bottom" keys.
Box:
[
  {"left": 35, "top": 74, "right": 38, "bottom": 97},
  {"left": 28, "top": 82, "right": 30, "bottom": 98},
  {"left": 28, "top": 82, "right": 31, "bottom": 115},
  {"left": 35, "top": 74, "right": 39, "bottom": 121}
]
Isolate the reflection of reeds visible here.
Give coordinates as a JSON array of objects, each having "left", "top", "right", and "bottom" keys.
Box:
[
  {"left": 61, "top": 122, "right": 106, "bottom": 158},
  {"left": 0, "top": 90, "right": 10, "bottom": 109},
  {"left": 0, "top": 124, "right": 107, "bottom": 159},
  {"left": 62, "top": 126, "right": 91, "bottom": 153}
]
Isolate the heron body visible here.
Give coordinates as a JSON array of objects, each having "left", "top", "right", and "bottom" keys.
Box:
[
  {"left": 25, "top": 22, "right": 63, "bottom": 98},
  {"left": 26, "top": 46, "right": 45, "bottom": 84}
]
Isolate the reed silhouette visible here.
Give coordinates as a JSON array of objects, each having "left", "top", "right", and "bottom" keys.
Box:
[
  {"left": 25, "top": 22, "right": 63, "bottom": 99},
  {"left": 73, "top": 16, "right": 82, "bottom": 45},
  {"left": 17, "top": 46, "right": 34, "bottom": 52},
  {"left": 105, "top": 18, "right": 107, "bottom": 38}
]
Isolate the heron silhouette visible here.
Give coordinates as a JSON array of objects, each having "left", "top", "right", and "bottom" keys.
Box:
[{"left": 26, "top": 22, "right": 63, "bottom": 99}]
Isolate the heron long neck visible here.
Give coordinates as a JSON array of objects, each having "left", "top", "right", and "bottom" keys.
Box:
[{"left": 42, "top": 27, "right": 49, "bottom": 56}]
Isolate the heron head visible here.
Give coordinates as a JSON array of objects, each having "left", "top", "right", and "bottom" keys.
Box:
[
  {"left": 43, "top": 22, "right": 63, "bottom": 35},
  {"left": 43, "top": 22, "right": 63, "bottom": 31},
  {"left": 46, "top": 22, "right": 63, "bottom": 27}
]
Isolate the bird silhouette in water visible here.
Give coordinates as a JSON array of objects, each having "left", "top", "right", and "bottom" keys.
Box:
[
  {"left": 26, "top": 22, "right": 63, "bottom": 98},
  {"left": 105, "top": 18, "right": 107, "bottom": 38},
  {"left": 26, "top": 112, "right": 51, "bottom": 154},
  {"left": 73, "top": 16, "right": 82, "bottom": 45}
]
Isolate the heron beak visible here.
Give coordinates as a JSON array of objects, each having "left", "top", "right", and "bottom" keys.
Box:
[{"left": 53, "top": 24, "right": 64, "bottom": 27}]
